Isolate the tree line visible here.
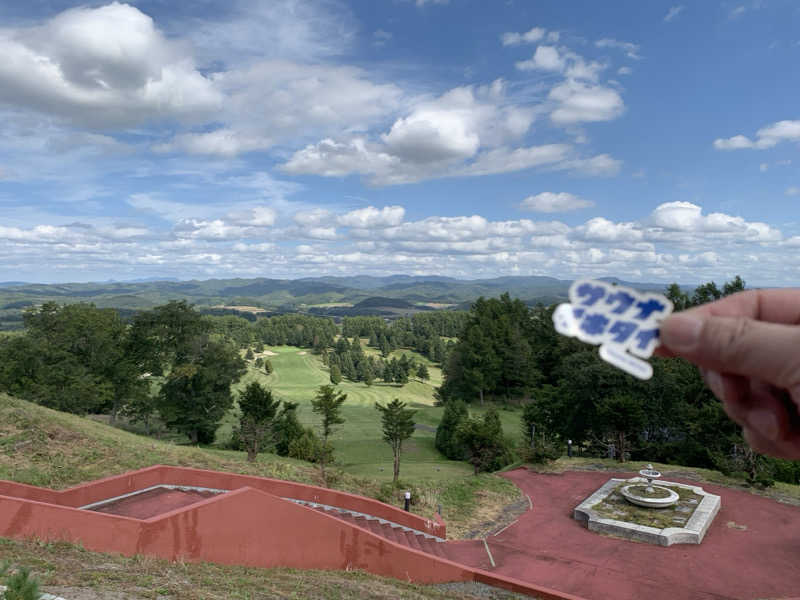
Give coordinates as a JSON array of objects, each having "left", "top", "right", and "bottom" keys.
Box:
[{"left": 342, "top": 312, "right": 464, "bottom": 363}]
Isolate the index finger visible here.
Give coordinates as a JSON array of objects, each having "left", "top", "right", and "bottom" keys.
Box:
[{"left": 653, "top": 288, "right": 800, "bottom": 358}]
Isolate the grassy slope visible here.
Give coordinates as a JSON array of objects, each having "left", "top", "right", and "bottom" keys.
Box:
[
  {"left": 218, "top": 345, "right": 523, "bottom": 483},
  {"left": 1, "top": 539, "right": 531, "bottom": 600},
  {"left": 0, "top": 393, "right": 524, "bottom": 598},
  {"left": 0, "top": 393, "right": 520, "bottom": 537}
]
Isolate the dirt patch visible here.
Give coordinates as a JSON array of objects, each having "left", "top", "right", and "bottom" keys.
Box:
[
  {"left": 462, "top": 493, "right": 530, "bottom": 539},
  {"left": 260, "top": 350, "right": 278, "bottom": 356},
  {"left": 297, "top": 351, "right": 307, "bottom": 355}
]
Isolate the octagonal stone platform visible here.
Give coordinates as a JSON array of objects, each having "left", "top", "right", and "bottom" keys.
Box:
[{"left": 574, "top": 477, "right": 721, "bottom": 546}]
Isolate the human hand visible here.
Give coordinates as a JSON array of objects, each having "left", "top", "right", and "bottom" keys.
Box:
[{"left": 657, "top": 289, "right": 800, "bottom": 459}]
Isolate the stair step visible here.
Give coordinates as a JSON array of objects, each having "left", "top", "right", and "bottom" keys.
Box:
[
  {"left": 403, "top": 530, "right": 424, "bottom": 550},
  {"left": 379, "top": 523, "right": 402, "bottom": 543}
]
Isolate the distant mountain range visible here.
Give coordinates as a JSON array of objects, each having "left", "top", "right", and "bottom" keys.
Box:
[{"left": 0, "top": 275, "right": 680, "bottom": 323}]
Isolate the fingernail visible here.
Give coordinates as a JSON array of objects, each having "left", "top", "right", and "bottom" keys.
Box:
[
  {"left": 747, "top": 409, "right": 779, "bottom": 441},
  {"left": 703, "top": 370, "right": 725, "bottom": 401},
  {"left": 661, "top": 313, "right": 703, "bottom": 352}
]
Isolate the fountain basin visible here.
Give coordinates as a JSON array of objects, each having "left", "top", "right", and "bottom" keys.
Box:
[{"left": 620, "top": 484, "right": 679, "bottom": 508}]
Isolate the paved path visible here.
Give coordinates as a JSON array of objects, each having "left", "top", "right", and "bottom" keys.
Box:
[{"left": 442, "top": 468, "right": 800, "bottom": 600}]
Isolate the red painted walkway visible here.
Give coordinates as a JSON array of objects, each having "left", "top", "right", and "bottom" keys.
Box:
[{"left": 442, "top": 469, "right": 800, "bottom": 600}]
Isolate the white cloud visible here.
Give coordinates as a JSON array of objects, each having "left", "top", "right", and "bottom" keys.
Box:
[
  {"left": 337, "top": 206, "right": 405, "bottom": 228},
  {"left": 760, "top": 163, "right": 768, "bottom": 172},
  {"left": 2, "top": 200, "right": 795, "bottom": 284},
  {"left": 575, "top": 217, "right": 643, "bottom": 242},
  {"left": 0, "top": 3, "right": 221, "bottom": 128},
  {"left": 183, "top": 0, "right": 356, "bottom": 66},
  {"left": 549, "top": 80, "right": 624, "bottom": 124},
  {"left": 416, "top": 0, "right": 449, "bottom": 6},
  {"left": 501, "top": 27, "right": 547, "bottom": 46},
  {"left": 786, "top": 187, "right": 800, "bottom": 196},
  {"left": 713, "top": 135, "right": 756, "bottom": 150},
  {"left": 617, "top": 66, "right": 633, "bottom": 76},
  {"left": 293, "top": 208, "right": 332, "bottom": 226},
  {"left": 648, "top": 201, "right": 781, "bottom": 241},
  {"left": 520, "top": 192, "right": 594, "bottom": 213},
  {"left": 516, "top": 46, "right": 565, "bottom": 71},
  {"left": 714, "top": 120, "right": 800, "bottom": 150},
  {"left": 154, "top": 61, "right": 404, "bottom": 157},
  {"left": 227, "top": 206, "right": 277, "bottom": 227},
  {"left": 595, "top": 38, "right": 641, "bottom": 60},
  {"left": 458, "top": 144, "right": 571, "bottom": 177},
  {"left": 282, "top": 82, "right": 579, "bottom": 185},
  {"left": 153, "top": 129, "right": 272, "bottom": 157},
  {"left": 664, "top": 6, "right": 685, "bottom": 22}
]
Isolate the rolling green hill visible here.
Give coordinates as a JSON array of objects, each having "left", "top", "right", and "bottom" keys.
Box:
[{"left": 0, "top": 275, "right": 683, "bottom": 330}]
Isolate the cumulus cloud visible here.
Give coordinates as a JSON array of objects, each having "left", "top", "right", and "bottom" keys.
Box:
[
  {"left": 714, "top": 120, "right": 800, "bottom": 150},
  {"left": 2, "top": 200, "right": 794, "bottom": 284},
  {"left": 500, "top": 27, "right": 555, "bottom": 46},
  {"left": 0, "top": 3, "right": 221, "bottom": 128},
  {"left": 648, "top": 201, "right": 781, "bottom": 241},
  {"left": 337, "top": 206, "right": 405, "bottom": 228},
  {"left": 516, "top": 46, "right": 565, "bottom": 71},
  {"left": 154, "top": 61, "right": 404, "bottom": 157},
  {"left": 282, "top": 81, "right": 581, "bottom": 184},
  {"left": 520, "top": 192, "right": 594, "bottom": 213},
  {"left": 549, "top": 80, "right": 624, "bottom": 124}
]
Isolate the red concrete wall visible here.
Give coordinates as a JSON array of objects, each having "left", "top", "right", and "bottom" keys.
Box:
[
  {"left": 0, "top": 496, "right": 141, "bottom": 555},
  {"left": 0, "top": 466, "right": 583, "bottom": 598},
  {"left": 56, "top": 465, "right": 165, "bottom": 508},
  {"left": 0, "top": 481, "right": 60, "bottom": 504},
  {"left": 150, "top": 465, "right": 447, "bottom": 538},
  {"left": 136, "top": 486, "right": 471, "bottom": 583}
]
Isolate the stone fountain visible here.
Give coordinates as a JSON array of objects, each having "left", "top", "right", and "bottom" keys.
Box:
[{"left": 620, "top": 464, "right": 679, "bottom": 508}]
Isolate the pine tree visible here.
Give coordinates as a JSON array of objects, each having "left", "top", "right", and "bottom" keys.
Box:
[
  {"left": 375, "top": 399, "right": 417, "bottom": 483},
  {"left": 311, "top": 385, "right": 347, "bottom": 485}
]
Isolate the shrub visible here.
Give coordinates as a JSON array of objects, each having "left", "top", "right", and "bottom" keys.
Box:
[
  {"left": 1, "top": 562, "right": 42, "bottom": 600},
  {"left": 287, "top": 428, "right": 332, "bottom": 464}
]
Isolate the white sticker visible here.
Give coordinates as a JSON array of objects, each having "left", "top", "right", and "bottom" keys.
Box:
[{"left": 553, "top": 279, "right": 673, "bottom": 380}]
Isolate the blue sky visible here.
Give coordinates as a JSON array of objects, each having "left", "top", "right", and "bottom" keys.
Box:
[{"left": 0, "top": 0, "right": 798, "bottom": 285}]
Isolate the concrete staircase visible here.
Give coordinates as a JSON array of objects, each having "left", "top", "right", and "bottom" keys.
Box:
[{"left": 286, "top": 499, "right": 449, "bottom": 558}]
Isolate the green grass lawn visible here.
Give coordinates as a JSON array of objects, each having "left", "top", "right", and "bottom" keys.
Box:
[{"left": 217, "top": 346, "right": 523, "bottom": 485}]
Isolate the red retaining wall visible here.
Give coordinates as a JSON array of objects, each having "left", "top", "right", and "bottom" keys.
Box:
[{"left": 0, "top": 465, "right": 582, "bottom": 599}]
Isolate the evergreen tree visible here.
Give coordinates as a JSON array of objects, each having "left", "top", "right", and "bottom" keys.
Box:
[
  {"left": 329, "top": 364, "right": 342, "bottom": 384},
  {"left": 416, "top": 362, "right": 430, "bottom": 383},
  {"left": 435, "top": 399, "right": 469, "bottom": 459},
  {"left": 238, "top": 382, "right": 281, "bottom": 462},
  {"left": 158, "top": 339, "right": 246, "bottom": 444},
  {"left": 456, "top": 408, "right": 513, "bottom": 474},
  {"left": 375, "top": 398, "right": 417, "bottom": 483},
  {"left": 311, "top": 385, "right": 347, "bottom": 485},
  {"left": 274, "top": 401, "right": 304, "bottom": 456}
]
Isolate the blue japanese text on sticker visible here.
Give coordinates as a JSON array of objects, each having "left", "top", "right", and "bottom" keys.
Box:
[{"left": 554, "top": 279, "right": 673, "bottom": 380}]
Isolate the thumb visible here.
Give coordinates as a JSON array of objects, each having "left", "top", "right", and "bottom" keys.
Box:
[{"left": 660, "top": 312, "right": 800, "bottom": 393}]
